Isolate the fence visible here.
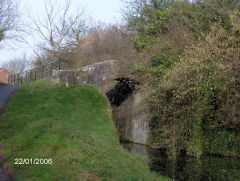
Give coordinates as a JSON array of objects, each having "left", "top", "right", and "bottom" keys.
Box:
[{"left": 8, "top": 59, "right": 61, "bottom": 85}]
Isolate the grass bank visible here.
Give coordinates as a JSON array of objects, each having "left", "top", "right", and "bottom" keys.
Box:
[{"left": 0, "top": 79, "right": 167, "bottom": 181}]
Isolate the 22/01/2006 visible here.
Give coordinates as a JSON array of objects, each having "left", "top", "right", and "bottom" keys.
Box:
[{"left": 15, "top": 158, "right": 52, "bottom": 165}]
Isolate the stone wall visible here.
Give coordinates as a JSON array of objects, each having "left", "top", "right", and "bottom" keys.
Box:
[
  {"left": 112, "top": 90, "right": 150, "bottom": 145},
  {"left": 112, "top": 94, "right": 134, "bottom": 141},
  {"left": 52, "top": 60, "right": 126, "bottom": 92}
]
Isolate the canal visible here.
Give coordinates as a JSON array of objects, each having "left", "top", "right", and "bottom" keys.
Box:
[{"left": 122, "top": 142, "right": 240, "bottom": 181}]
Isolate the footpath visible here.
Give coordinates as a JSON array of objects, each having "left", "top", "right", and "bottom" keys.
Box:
[{"left": 0, "top": 85, "right": 20, "bottom": 181}]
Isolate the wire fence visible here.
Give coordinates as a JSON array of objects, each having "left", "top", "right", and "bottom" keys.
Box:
[{"left": 8, "top": 59, "right": 61, "bottom": 85}]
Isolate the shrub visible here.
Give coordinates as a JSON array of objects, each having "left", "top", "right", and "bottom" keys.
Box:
[{"left": 149, "top": 14, "right": 240, "bottom": 158}]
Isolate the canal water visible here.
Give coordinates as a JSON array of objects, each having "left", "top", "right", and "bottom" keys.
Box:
[{"left": 122, "top": 142, "right": 240, "bottom": 181}]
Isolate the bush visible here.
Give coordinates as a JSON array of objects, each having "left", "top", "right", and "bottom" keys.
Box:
[{"left": 149, "top": 15, "right": 240, "bottom": 158}]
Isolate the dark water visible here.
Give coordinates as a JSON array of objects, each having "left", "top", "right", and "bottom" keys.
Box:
[{"left": 122, "top": 142, "right": 240, "bottom": 181}]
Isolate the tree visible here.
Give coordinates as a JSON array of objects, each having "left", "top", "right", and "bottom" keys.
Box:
[
  {"left": 2, "top": 53, "right": 29, "bottom": 74},
  {"left": 122, "top": 0, "right": 240, "bottom": 52},
  {"left": 0, "top": 0, "right": 19, "bottom": 42},
  {"left": 16, "top": 0, "right": 88, "bottom": 67},
  {"left": 74, "top": 24, "right": 136, "bottom": 66},
  {"left": 122, "top": 0, "right": 177, "bottom": 51},
  {"left": 121, "top": 0, "right": 240, "bottom": 159}
]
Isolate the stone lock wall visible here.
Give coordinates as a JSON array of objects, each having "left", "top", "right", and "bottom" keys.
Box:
[{"left": 112, "top": 90, "right": 150, "bottom": 144}]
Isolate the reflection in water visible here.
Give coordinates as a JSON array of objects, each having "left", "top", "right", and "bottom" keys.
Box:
[
  {"left": 122, "top": 142, "right": 150, "bottom": 158},
  {"left": 122, "top": 142, "right": 240, "bottom": 181}
]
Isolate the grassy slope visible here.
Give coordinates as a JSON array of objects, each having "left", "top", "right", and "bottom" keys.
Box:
[{"left": 0, "top": 79, "right": 167, "bottom": 181}]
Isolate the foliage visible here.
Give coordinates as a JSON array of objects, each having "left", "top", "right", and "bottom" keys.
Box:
[
  {"left": 151, "top": 54, "right": 173, "bottom": 69},
  {"left": 0, "top": 28, "right": 6, "bottom": 41},
  {"left": 149, "top": 15, "right": 240, "bottom": 158},
  {"left": 0, "top": 79, "right": 167, "bottom": 181},
  {"left": 203, "top": 128, "right": 240, "bottom": 157},
  {"left": 121, "top": 0, "right": 240, "bottom": 159},
  {"left": 124, "top": 0, "right": 240, "bottom": 52},
  {"left": 0, "top": 0, "right": 18, "bottom": 42}
]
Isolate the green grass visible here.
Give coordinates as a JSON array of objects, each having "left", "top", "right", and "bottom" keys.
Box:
[
  {"left": 0, "top": 79, "right": 167, "bottom": 181},
  {"left": 0, "top": 82, "right": 6, "bottom": 87}
]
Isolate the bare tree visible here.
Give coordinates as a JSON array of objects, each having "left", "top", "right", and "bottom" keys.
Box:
[
  {"left": 2, "top": 53, "right": 29, "bottom": 74},
  {"left": 0, "top": 0, "right": 19, "bottom": 42},
  {"left": 16, "top": 0, "right": 88, "bottom": 68},
  {"left": 75, "top": 24, "right": 136, "bottom": 66}
]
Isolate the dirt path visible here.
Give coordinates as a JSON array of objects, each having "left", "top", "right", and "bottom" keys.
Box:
[{"left": 0, "top": 85, "right": 20, "bottom": 181}]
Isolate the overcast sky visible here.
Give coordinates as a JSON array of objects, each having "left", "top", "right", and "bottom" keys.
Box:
[{"left": 0, "top": 0, "right": 123, "bottom": 65}]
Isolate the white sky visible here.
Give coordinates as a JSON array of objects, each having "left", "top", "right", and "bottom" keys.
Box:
[{"left": 0, "top": 0, "right": 123, "bottom": 65}]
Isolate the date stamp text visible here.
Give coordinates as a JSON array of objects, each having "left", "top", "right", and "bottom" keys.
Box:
[{"left": 15, "top": 158, "right": 52, "bottom": 165}]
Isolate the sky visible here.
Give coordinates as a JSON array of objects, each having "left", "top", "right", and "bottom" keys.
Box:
[{"left": 0, "top": 0, "right": 123, "bottom": 65}]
